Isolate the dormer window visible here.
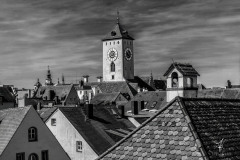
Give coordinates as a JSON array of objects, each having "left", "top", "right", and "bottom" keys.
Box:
[
  {"left": 28, "top": 127, "right": 38, "bottom": 142},
  {"left": 171, "top": 72, "right": 178, "bottom": 88}
]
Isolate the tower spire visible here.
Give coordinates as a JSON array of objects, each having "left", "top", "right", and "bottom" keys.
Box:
[
  {"left": 117, "top": 10, "right": 119, "bottom": 24},
  {"left": 45, "top": 66, "right": 53, "bottom": 85}
]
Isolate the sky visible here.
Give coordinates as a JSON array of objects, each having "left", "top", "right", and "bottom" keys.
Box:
[{"left": 0, "top": 0, "right": 240, "bottom": 88}]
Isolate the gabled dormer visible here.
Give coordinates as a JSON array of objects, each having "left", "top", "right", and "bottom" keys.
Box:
[{"left": 163, "top": 62, "right": 200, "bottom": 102}]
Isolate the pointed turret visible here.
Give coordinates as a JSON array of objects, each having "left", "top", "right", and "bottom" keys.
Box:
[{"left": 45, "top": 66, "right": 53, "bottom": 86}]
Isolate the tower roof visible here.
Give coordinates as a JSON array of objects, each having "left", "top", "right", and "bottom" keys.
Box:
[{"left": 102, "top": 13, "right": 134, "bottom": 41}]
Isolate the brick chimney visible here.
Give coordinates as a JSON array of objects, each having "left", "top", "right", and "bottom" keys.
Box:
[
  {"left": 96, "top": 76, "right": 103, "bottom": 83},
  {"left": 119, "top": 105, "right": 125, "bottom": 118}
]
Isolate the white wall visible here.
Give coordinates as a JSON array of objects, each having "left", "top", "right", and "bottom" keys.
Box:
[
  {"left": 0, "top": 107, "right": 70, "bottom": 160},
  {"left": 46, "top": 109, "right": 98, "bottom": 160}
]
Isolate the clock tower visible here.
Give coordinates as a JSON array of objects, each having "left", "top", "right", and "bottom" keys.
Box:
[{"left": 102, "top": 13, "right": 134, "bottom": 82}]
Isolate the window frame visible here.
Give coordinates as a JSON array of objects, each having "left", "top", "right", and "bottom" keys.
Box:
[
  {"left": 76, "top": 141, "right": 83, "bottom": 152},
  {"left": 110, "top": 62, "right": 115, "bottom": 72},
  {"left": 51, "top": 118, "right": 56, "bottom": 126},
  {"left": 41, "top": 150, "right": 48, "bottom": 160},
  {"left": 28, "top": 127, "right": 38, "bottom": 142},
  {"left": 16, "top": 152, "right": 25, "bottom": 160},
  {"left": 28, "top": 153, "right": 38, "bottom": 160}
]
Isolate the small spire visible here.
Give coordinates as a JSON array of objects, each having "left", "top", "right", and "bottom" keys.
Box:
[
  {"left": 57, "top": 78, "right": 60, "bottom": 84},
  {"left": 62, "top": 74, "right": 65, "bottom": 84},
  {"left": 117, "top": 10, "right": 120, "bottom": 24}
]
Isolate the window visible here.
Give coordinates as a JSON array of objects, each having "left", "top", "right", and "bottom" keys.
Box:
[
  {"left": 119, "top": 96, "right": 121, "bottom": 101},
  {"left": 41, "top": 150, "right": 48, "bottom": 160},
  {"left": 76, "top": 141, "right": 83, "bottom": 152},
  {"left": 187, "top": 77, "right": 193, "bottom": 88},
  {"left": 171, "top": 72, "right": 178, "bottom": 88},
  {"left": 112, "top": 75, "right": 115, "bottom": 80},
  {"left": 16, "top": 152, "right": 25, "bottom": 160},
  {"left": 110, "top": 62, "right": 115, "bottom": 72},
  {"left": 51, "top": 118, "right": 56, "bottom": 126},
  {"left": 151, "top": 102, "right": 157, "bottom": 108},
  {"left": 28, "top": 153, "right": 38, "bottom": 160},
  {"left": 80, "top": 91, "right": 82, "bottom": 94},
  {"left": 28, "top": 127, "right": 38, "bottom": 142}
]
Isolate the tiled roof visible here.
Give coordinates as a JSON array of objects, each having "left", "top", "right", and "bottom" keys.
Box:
[
  {"left": 38, "top": 107, "right": 58, "bottom": 122},
  {"left": 164, "top": 62, "right": 200, "bottom": 77},
  {"left": 98, "top": 97, "right": 240, "bottom": 159},
  {"left": 124, "top": 91, "right": 166, "bottom": 112},
  {"left": 102, "top": 23, "right": 134, "bottom": 41},
  {"left": 91, "top": 92, "right": 126, "bottom": 105},
  {"left": 97, "top": 82, "right": 137, "bottom": 99},
  {"left": 33, "top": 85, "right": 73, "bottom": 101},
  {"left": 0, "top": 107, "right": 30, "bottom": 155},
  {"left": 0, "top": 87, "right": 15, "bottom": 102},
  {"left": 59, "top": 105, "right": 135, "bottom": 155},
  {"left": 197, "top": 88, "right": 240, "bottom": 99},
  {"left": 128, "top": 76, "right": 155, "bottom": 91}
]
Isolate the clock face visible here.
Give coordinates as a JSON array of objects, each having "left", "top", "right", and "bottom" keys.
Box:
[
  {"left": 125, "top": 48, "right": 132, "bottom": 61},
  {"left": 107, "top": 48, "right": 118, "bottom": 61}
]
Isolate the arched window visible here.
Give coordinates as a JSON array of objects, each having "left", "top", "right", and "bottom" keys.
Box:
[
  {"left": 110, "top": 62, "right": 115, "bottom": 72},
  {"left": 28, "top": 127, "right": 38, "bottom": 142},
  {"left": 28, "top": 153, "right": 38, "bottom": 160},
  {"left": 171, "top": 72, "right": 178, "bottom": 88},
  {"left": 187, "top": 77, "right": 194, "bottom": 88}
]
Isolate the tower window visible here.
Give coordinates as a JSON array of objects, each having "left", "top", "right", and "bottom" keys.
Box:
[
  {"left": 110, "top": 62, "right": 115, "bottom": 72},
  {"left": 112, "top": 75, "right": 115, "bottom": 79},
  {"left": 187, "top": 77, "right": 194, "bottom": 88},
  {"left": 28, "top": 153, "right": 38, "bottom": 160},
  {"left": 171, "top": 72, "right": 178, "bottom": 88},
  {"left": 106, "top": 42, "right": 107, "bottom": 45},
  {"left": 110, "top": 42, "right": 111, "bottom": 45},
  {"left": 117, "top": 41, "right": 119, "bottom": 44}
]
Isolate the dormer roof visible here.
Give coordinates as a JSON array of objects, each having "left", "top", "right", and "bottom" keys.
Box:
[{"left": 163, "top": 62, "right": 200, "bottom": 77}]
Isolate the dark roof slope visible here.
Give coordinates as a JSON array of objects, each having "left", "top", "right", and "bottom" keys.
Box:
[
  {"left": 102, "top": 23, "right": 134, "bottom": 41},
  {"left": 38, "top": 107, "right": 58, "bottom": 122},
  {"left": 0, "top": 87, "right": 15, "bottom": 102},
  {"left": 98, "top": 97, "right": 240, "bottom": 160},
  {"left": 91, "top": 92, "right": 127, "bottom": 105},
  {"left": 59, "top": 105, "right": 135, "bottom": 155},
  {"left": 33, "top": 85, "right": 73, "bottom": 101},
  {"left": 164, "top": 62, "right": 200, "bottom": 77},
  {"left": 0, "top": 107, "right": 30, "bottom": 155}
]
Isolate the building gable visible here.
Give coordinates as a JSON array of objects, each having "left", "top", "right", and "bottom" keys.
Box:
[{"left": 0, "top": 107, "right": 70, "bottom": 160}]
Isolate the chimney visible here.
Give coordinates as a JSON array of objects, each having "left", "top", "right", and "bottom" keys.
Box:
[
  {"left": 28, "top": 89, "right": 32, "bottom": 98},
  {"left": 37, "top": 102, "right": 42, "bottom": 111},
  {"left": 86, "top": 104, "right": 93, "bottom": 119},
  {"left": 131, "top": 101, "right": 138, "bottom": 115},
  {"left": 96, "top": 76, "right": 103, "bottom": 82},
  {"left": 140, "top": 101, "right": 145, "bottom": 110},
  {"left": 119, "top": 105, "right": 125, "bottom": 118},
  {"left": 83, "top": 75, "right": 89, "bottom": 83}
]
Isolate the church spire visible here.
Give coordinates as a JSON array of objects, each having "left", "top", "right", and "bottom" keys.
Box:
[
  {"left": 117, "top": 10, "right": 120, "bottom": 24},
  {"left": 45, "top": 66, "right": 53, "bottom": 86}
]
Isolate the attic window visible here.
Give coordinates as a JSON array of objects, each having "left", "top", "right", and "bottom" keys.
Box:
[
  {"left": 76, "top": 141, "right": 83, "bottom": 152},
  {"left": 51, "top": 118, "right": 56, "bottom": 126},
  {"left": 28, "top": 127, "right": 38, "bottom": 142},
  {"left": 111, "top": 31, "right": 116, "bottom": 36}
]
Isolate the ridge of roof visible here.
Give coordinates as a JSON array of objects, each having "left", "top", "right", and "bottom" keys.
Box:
[
  {"left": 163, "top": 62, "right": 200, "bottom": 77},
  {"left": 97, "top": 97, "right": 178, "bottom": 159}
]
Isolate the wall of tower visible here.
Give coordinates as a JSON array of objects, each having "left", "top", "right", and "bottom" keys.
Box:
[
  {"left": 123, "top": 39, "right": 134, "bottom": 80},
  {"left": 103, "top": 39, "right": 124, "bottom": 82}
]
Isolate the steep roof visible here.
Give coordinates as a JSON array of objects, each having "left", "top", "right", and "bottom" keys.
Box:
[
  {"left": 102, "top": 23, "right": 134, "bottom": 41},
  {"left": 98, "top": 97, "right": 240, "bottom": 159},
  {"left": 38, "top": 107, "right": 58, "bottom": 122},
  {"left": 59, "top": 105, "right": 135, "bottom": 155},
  {"left": 97, "top": 82, "right": 137, "bottom": 99},
  {"left": 163, "top": 62, "right": 200, "bottom": 77},
  {"left": 91, "top": 92, "right": 126, "bottom": 105},
  {"left": 0, "top": 87, "right": 15, "bottom": 103},
  {"left": 0, "top": 107, "right": 30, "bottom": 155},
  {"left": 33, "top": 85, "right": 73, "bottom": 101},
  {"left": 197, "top": 88, "right": 240, "bottom": 99},
  {"left": 124, "top": 91, "right": 166, "bottom": 112}
]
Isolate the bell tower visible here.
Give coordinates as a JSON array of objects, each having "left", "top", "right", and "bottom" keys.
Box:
[
  {"left": 164, "top": 62, "right": 200, "bottom": 102},
  {"left": 102, "top": 12, "right": 134, "bottom": 82}
]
